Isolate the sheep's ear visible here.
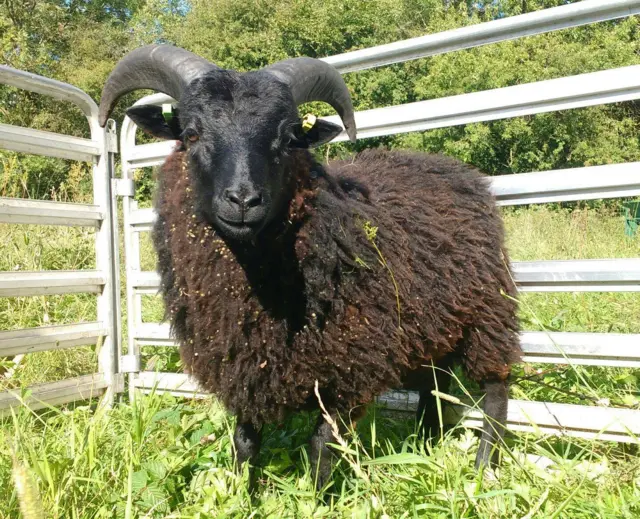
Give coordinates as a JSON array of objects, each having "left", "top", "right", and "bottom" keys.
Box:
[
  {"left": 126, "top": 105, "right": 182, "bottom": 140},
  {"left": 293, "top": 119, "right": 345, "bottom": 148}
]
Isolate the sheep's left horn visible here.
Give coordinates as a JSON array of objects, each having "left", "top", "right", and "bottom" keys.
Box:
[
  {"left": 263, "top": 58, "right": 357, "bottom": 143},
  {"left": 98, "top": 44, "right": 218, "bottom": 126}
]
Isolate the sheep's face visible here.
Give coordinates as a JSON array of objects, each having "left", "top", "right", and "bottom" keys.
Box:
[{"left": 126, "top": 71, "right": 343, "bottom": 243}]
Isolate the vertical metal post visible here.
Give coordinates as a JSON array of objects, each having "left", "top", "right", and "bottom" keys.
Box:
[
  {"left": 91, "top": 117, "right": 121, "bottom": 405},
  {"left": 120, "top": 117, "right": 143, "bottom": 402}
]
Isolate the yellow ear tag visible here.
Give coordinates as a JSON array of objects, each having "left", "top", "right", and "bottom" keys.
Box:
[
  {"left": 162, "top": 103, "right": 174, "bottom": 123},
  {"left": 302, "top": 113, "right": 317, "bottom": 132}
]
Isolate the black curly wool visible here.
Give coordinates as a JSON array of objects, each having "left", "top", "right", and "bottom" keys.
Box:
[{"left": 153, "top": 147, "right": 521, "bottom": 426}]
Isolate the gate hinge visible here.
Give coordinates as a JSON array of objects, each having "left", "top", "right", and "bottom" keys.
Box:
[
  {"left": 113, "top": 178, "right": 135, "bottom": 197},
  {"left": 106, "top": 120, "right": 118, "bottom": 153},
  {"left": 120, "top": 354, "right": 140, "bottom": 373}
]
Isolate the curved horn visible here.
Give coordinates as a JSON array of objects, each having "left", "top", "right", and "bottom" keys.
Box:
[
  {"left": 263, "top": 58, "right": 357, "bottom": 143},
  {"left": 98, "top": 44, "right": 218, "bottom": 126}
]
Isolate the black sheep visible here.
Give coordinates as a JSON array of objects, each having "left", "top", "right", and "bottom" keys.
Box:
[{"left": 99, "top": 45, "right": 521, "bottom": 488}]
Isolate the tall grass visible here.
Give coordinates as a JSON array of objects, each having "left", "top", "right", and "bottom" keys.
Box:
[
  {"left": 1, "top": 385, "right": 639, "bottom": 517},
  {"left": 0, "top": 204, "right": 639, "bottom": 516},
  {"left": 0, "top": 223, "right": 97, "bottom": 390}
]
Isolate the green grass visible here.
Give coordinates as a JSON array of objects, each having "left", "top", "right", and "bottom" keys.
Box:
[
  {"left": 1, "top": 204, "right": 640, "bottom": 517},
  {"left": 0, "top": 224, "right": 97, "bottom": 389},
  {"left": 2, "top": 389, "right": 640, "bottom": 518}
]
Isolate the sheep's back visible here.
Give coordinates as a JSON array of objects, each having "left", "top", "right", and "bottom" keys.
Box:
[{"left": 322, "top": 149, "right": 520, "bottom": 382}]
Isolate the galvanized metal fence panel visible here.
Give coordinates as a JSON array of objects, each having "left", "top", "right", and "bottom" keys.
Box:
[
  {"left": 0, "top": 322, "right": 108, "bottom": 357},
  {"left": 323, "top": 0, "right": 640, "bottom": 72},
  {"left": 492, "top": 162, "right": 640, "bottom": 206},
  {"left": 0, "top": 66, "right": 122, "bottom": 412},
  {"left": 95, "top": 0, "right": 640, "bottom": 440},
  {"left": 0, "top": 198, "right": 104, "bottom": 227},
  {"left": 325, "top": 65, "right": 640, "bottom": 142}
]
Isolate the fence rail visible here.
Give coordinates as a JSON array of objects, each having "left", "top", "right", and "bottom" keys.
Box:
[
  {"left": 323, "top": 0, "right": 640, "bottom": 72},
  {"left": 0, "top": 374, "right": 119, "bottom": 417},
  {"left": 0, "top": 322, "right": 108, "bottom": 357},
  {"left": 0, "top": 65, "right": 121, "bottom": 409},
  {"left": 131, "top": 370, "right": 640, "bottom": 443},
  {"left": 129, "top": 323, "right": 640, "bottom": 369},
  {"left": 127, "top": 259, "right": 640, "bottom": 294},
  {"left": 325, "top": 65, "right": 640, "bottom": 141},
  {"left": 0, "top": 123, "right": 102, "bottom": 162},
  {"left": 492, "top": 162, "right": 640, "bottom": 206},
  {"left": 0, "top": 198, "right": 104, "bottom": 227},
  {"left": 0, "top": 271, "right": 106, "bottom": 297}
]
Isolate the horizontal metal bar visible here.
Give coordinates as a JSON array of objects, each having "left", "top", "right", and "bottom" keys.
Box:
[
  {"left": 0, "top": 322, "right": 107, "bottom": 357},
  {"left": 134, "top": 323, "right": 175, "bottom": 347},
  {"left": 382, "top": 393, "right": 640, "bottom": 441},
  {"left": 132, "top": 324, "right": 640, "bottom": 368},
  {"left": 323, "top": 0, "right": 640, "bottom": 73},
  {"left": 0, "top": 66, "right": 99, "bottom": 121},
  {"left": 450, "top": 399, "right": 640, "bottom": 442},
  {"left": 491, "top": 162, "right": 640, "bottom": 206},
  {"left": 128, "top": 141, "right": 176, "bottom": 169},
  {"left": 325, "top": 65, "right": 640, "bottom": 142},
  {"left": 0, "top": 197, "right": 103, "bottom": 227},
  {"left": 372, "top": 393, "right": 640, "bottom": 441},
  {"left": 120, "top": 354, "right": 141, "bottom": 373},
  {"left": 131, "top": 258, "right": 640, "bottom": 294},
  {"left": 123, "top": 163, "right": 640, "bottom": 217},
  {"left": 515, "top": 258, "right": 640, "bottom": 292},
  {"left": 131, "top": 372, "right": 640, "bottom": 442},
  {"left": 0, "top": 123, "right": 101, "bottom": 162},
  {"left": 113, "top": 178, "right": 135, "bottom": 198},
  {"left": 521, "top": 331, "right": 640, "bottom": 368},
  {"left": 123, "top": 67, "right": 640, "bottom": 155},
  {"left": 129, "top": 207, "right": 157, "bottom": 233},
  {"left": 0, "top": 374, "right": 113, "bottom": 416},
  {"left": 0, "top": 271, "right": 105, "bottom": 297},
  {"left": 131, "top": 271, "right": 162, "bottom": 295},
  {"left": 133, "top": 371, "right": 208, "bottom": 399}
]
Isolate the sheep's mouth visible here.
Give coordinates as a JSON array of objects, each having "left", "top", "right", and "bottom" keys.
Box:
[{"left": 216, "top": 215, "right": 263, "bottom": 241}]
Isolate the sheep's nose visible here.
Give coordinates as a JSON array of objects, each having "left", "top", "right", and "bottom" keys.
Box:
[{"left": 224, "top": 189, "right": 263, "bottom": 210}]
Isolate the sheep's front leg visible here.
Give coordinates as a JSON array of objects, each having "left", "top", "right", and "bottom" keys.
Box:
[
  {"left": 474, "top": 379, "right": 508, "bottom": 470},
  {"left": 310, "top": 416, "right": 336, "bottom": 491},
  {"left": 233, "top": 422, "right": 262, "bottom": 489}
]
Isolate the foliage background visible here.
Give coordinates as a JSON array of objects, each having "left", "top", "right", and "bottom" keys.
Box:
[{"left": 1, "top": 0, "right": 639, "bottom": 202}]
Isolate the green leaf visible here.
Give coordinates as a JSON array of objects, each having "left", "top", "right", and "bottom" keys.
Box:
[
  {"left": 189, "top": 421, "right": 214, "bottom": 446},
  {"left": 361, "top": 453, "right": 436, "bottom": 467},
  {"left": 140, "top": 482, "right": 167, "bottom": 507},
  {"left": 152, "top": 408, "right": 180, "bottom": 426},
  {"left": 143, "top": 460, "right": 167, "bottom": 480},
  {"left": 130, "top": 469, "right": 148, "bottom": 493}
]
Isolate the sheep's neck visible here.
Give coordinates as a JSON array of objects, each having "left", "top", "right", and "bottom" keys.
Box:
[{"left": 220, "top": 153, "right": 323, "bottom": 337}]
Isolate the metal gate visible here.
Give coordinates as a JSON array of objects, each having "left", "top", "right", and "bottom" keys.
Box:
[
  {"left": 3, "top": 0, "right": 640, "bottom": 441},
  {"left": 117, "top": 0, "right": 640, "bottom": 441},
  {"left": 0, "top": 67, "right": 122, "bottom": 411}
]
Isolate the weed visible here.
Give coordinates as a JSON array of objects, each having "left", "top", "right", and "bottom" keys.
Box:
[{"left": 362, "top": 220, "right": 402, "bottom": 328}]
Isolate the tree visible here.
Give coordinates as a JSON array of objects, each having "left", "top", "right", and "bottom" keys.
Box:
[{"left": 1, "top": 0, "right": 639, "bottom": 201}]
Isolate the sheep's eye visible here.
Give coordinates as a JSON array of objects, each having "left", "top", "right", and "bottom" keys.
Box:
[
  {"left": 285, "top": 134, "right": 304, "bottom": 149},
  {"left": 184, "top": 129, "right": 199, "bottom": 143}
]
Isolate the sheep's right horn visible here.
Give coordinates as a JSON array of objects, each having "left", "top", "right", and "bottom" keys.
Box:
[
  {"left": 263, "top": 58, "right": 357, "bottom": 143},
  {"left": 98, "top": 45, "right": 218, "bottom": 127}
]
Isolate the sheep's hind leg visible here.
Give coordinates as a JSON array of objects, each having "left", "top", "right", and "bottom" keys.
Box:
[
  {"left": 233, "top": 422, "right": 262, "bottom": 491},
  {"left": 416, "top": 358, "right": 453, "bottom": 441},
  {"left": 310, "top": 415, "right": 336, "bottom": 491},
  {"left": 474, "top": 379, "right": 508, "bottom": 470}
]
